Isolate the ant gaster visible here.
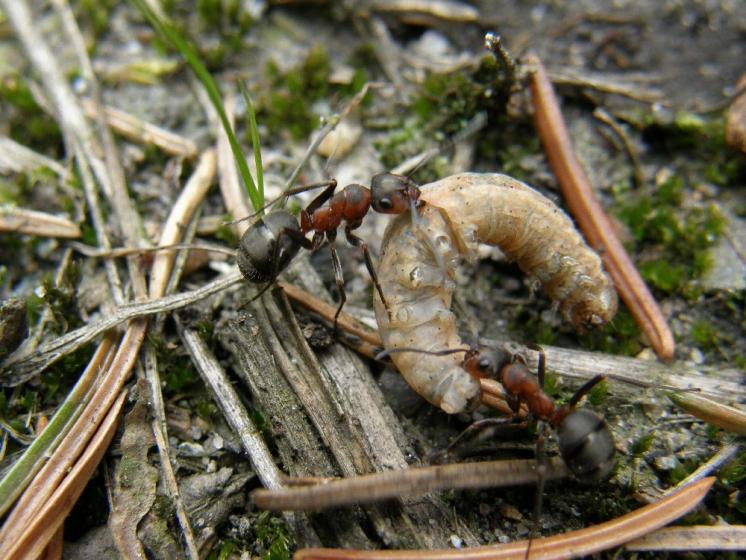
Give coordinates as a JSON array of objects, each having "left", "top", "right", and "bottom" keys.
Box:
[{"left": 236, "top": 173, "right": 423, "bottom": 328}]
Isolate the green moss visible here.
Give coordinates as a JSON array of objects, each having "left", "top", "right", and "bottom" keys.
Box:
[
  {"left": 149, "top": 334, "right": 200, "bottom": 392},
  {"left": 587, "top": 378, "right": 608, "bottom": 406},
  {"left": 375, "top": 51, "right": 519, "bottom": 175},
  {"left": 578, "top": 307, "right": 642, "bottom": 356},
  {"left": 616, "top": 174, "right": 726, "bottom": 297},
  {"left": 258, "top": 45, "right": 331, "bottom": 140},
  {"left": 630, "top": 432, "right": 654, "bottom": 457},
  {"left": 74, "top": 0, "right": 118, "bottom": 37},
  {"left": 255, "top": 511, "right": 292, "bottom": 560},
  {"left": 207, "top": 539, "right": 240, "bottom": 560},
  {"left": 690, "top": 319, "right": 720, "bottom": 352},
  {"left": 0, "top": 76, "right": 63, "bottom": 155},
  {"left": 506, "top": 307, "right": 558, "bottom": 346}
]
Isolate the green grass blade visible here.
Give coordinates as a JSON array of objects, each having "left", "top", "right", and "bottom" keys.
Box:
[
  {"left": 240, "top": 81, "right": 264, "bottom": 207},
  {"left": 131, "top": 0, "right": 263, "bottom": 212}
]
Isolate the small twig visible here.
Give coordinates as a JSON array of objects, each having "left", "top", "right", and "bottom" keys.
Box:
[
  {"left": 294, "top": 478, "right": 715, "bottom": 559},
  {"left": 0, "top": 206, "right": 81, "bottom": 238},
  {"left": 3, "top": 391, "right": 127, "bottom": 560},
  {"left": 80, "top": 99, "right": 198, "bottom": 158},
  {"left": 254, "top": 458, "right": 568, "bottom": 511},
  {"left": 665, "top": 443, "right": 740, "bottom": 494},
  {"left": 278, "top": 282, "right": 745, "bottom": 403},
  {"left": 528, "top": 53, "right": 675, "bottom": 360},
  {"left": 176, "top": 320, "right": 285, "bottom": 490},
  {"left": 0, "top": 270, "right": 243, "bottom": 384},
  {"left": 283, "top": 82, "right": 379, "bottom": 193},
  {"left": 548, "top": 69, "right": 664, "bottom": 104},
  {"left": 593, "top": 107, "right": 644, "bottom": 187},
  {"left": 0, "top": 136, "right": 66, "bottom": 177}
]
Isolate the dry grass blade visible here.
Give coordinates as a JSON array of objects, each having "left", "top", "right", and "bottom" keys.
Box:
[
  {"left": 626, "top": 525, "right": 746, "bottom": 551},
  {"left": 0, "top": 207, "right": 81, "bottom": 238},
  {"left": 81, "top": 99, "right": 198, "bottom": 158},
  {"left": 254, "top": 458, "right": 568, "bottom": 511},
  {"left": 294, "top": 477, "right": 714, "bottom": 559},
  {"left": 527, "top": 53, "right": 675, "bottom": 361},
  {"left": 668, "top": 392, "right": 746, "bottom": 435},
  {"left": 3, "top": 390, "right": 127, "bottom": 560},
  {"left": 0, "top": 321, "right": 147, "bottom": 555}
]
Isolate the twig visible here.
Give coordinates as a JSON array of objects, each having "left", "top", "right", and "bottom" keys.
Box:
[
  {"left": 254, "top": 458, "right": 568, "bottom": 511},
  {"left": 0, "top": 334, "right": 117, "bottom": 518},
  {"left": 0, "top": 136, "right": 66, "bottom": 177},
  {"left": 0, "top": 270, "right": 243, "bottom": 384},
  {"left": 593, "top": 107, "right": 644, "bottom": 187},
  {"left": 0, "top": 206, "right": 81, "bottom": 238},
  {"left": 294, "top": 478, "right": 715, "bottom": 559},
  {"left": 80, "top": 99, "right": 198, "bottom": 158},
  {"left": 665, "top": 443, "right": 740, "bottom": 494},
  {"left": 176, "top": 321, "right": 285, "bottom": 489},
  {"left": 528, "top": 53, "right": 675, "bottom": 360}
]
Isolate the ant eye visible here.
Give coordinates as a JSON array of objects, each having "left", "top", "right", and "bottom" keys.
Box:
[
  {"left": 378, "top": 198, "right": 393, "bottom": 210},
  {"left": 478, "top": 358, "right": 492, "bottom": 371}
]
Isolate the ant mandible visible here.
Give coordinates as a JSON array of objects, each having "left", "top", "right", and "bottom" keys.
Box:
[{"left": 236, "top": 173, "right": 423, "bottom": 330}]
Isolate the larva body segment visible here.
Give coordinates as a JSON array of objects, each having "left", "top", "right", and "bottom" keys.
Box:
[{"left": 373, "top": 173, "right": 617, "bottom": 414}]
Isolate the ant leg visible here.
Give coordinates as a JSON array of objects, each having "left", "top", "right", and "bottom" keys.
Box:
[
  {"left": 344, "top": 225, "right": 390, "bottom": 317},
  {"left": 326, "top": 233, "right": 346, "bottom": 335},
  {"left": 526, "top": 421, "right": 549, "bottom": 560},
  {"left": 527, "top": 343, "right": 546, "bottom": 389},
  {"left": 567, "top": 375, "right": 606, "bottom": 410},
  {"left": 429, "top": 417, "right": 527, "bottom": 464},
  {"left": 303, "top": 180, "right": 339, "bottom": 215}
]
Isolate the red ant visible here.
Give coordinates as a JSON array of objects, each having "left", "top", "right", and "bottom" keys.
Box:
[
  {"left": 236, "top": 173, "right": 423, "bottom": 330},
  {"left": 379, "top": 342, "right": 615, "bottom": 481}
]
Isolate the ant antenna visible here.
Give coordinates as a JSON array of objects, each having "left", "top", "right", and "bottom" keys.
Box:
[{"left": 374, "top": 346, "right": 470, "bottom": 362}]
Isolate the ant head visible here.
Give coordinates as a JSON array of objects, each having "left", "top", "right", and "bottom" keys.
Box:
[
  {"left": 370, "top": 173, "right": 422, "bottom": 214},
  {"left": 556, "top": 408, "right": 615, "bottom": 484}
]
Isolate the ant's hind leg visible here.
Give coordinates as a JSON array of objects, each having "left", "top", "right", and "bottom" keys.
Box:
[
  {"left": 527, "top": 343, "right": 547, "bottom": 389},
  {"left": 327, "top": 237, "right": 347, "bottom": 335},
  {"left": 429, "top": 417, "right": 527, "bottom": 464},
  {"left": 344, "top": 227, "right": 390, "bottom": 318}
]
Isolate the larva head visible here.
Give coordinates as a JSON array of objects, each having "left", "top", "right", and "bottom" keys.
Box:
[
  {"left": 370, "top": 173, "right": 422, "bottom": 214},
  {"left": 236, "top": 211, "right": 302, "bottom": 283},
  {"left": 556, "top": 409, "right": 616, "bottom": 483},
  {"left": 564, "top": 282, "right": 618, "bottom": 331}
]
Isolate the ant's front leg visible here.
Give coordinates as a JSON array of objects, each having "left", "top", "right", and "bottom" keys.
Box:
[{"left": 344, "top": 224, "right": 390, "bottom": 318}]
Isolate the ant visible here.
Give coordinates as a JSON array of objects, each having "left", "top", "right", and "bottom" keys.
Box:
[
  {"left": 236, "top": 173, "right": 423, "bottom": 330},
  {"left": 458, "top": 344, "right": 616, "bottom": 483},
  {"left": 379, "top": 342, "right": 615, "bottom": 482}
]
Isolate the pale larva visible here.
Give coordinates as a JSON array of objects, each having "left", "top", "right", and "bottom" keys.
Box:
[{"left": 373, "top": 173, "right": 617, "bottom": 414}]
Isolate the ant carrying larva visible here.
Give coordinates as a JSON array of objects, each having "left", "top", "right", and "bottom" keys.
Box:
[
  {"left": 234, "top": 113, "right": 487, "bottom": 331},
  {"left": 373, "top": 173, "right": 618, "bottom": 414}
]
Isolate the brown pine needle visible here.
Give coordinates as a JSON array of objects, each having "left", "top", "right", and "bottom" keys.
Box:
[
  {"left": 294, "top": 477, "right": 714, "bottom": 559},
  {"left": 528, "top": 53, "right": 675, "bottom": 360}
]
